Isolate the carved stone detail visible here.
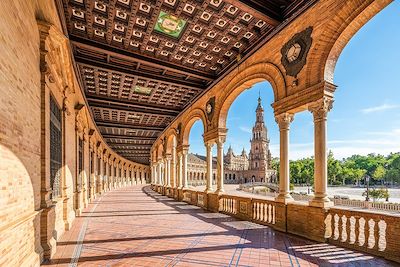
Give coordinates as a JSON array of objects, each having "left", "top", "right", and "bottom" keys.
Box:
[
  {"left": 281, "top": 27, "right": 313, "bottom": 77},
  {"left": 308, "top": 98, "right": 334, "bottom": 122},
  {"left": 275, "top": 113, "right": 294, "bottom": 130}
]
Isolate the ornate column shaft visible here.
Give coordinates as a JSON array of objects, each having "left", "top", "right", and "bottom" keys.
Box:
[
  {"left": 182, "top": 148, "right": 189, "bottom": 189},
  {"left": 205, "top": 141, "right": 214, "bottom": 193},
  {"left": 216, "top": 137, "right": 225, "bottom": 194},
  {"left": 171, "top": 146, "right": 177, "bottom": 188},
  {"left": 157, "top": 161, "right": 162, "bottom": 185},
  {"left": 309, "top": 98, "right": 334, "bottom": 207},
  {"left": 166, "top": 155, "right": 172, "bottom": 187},
  {"left": 151, "top": 164, "right": 155, "bottom": 184},
  {"left": 275, "top": 113, "right": 294, "bottom": 204},
  {"left": 177, "top": 152, "right": 183, "bottom": 188}
]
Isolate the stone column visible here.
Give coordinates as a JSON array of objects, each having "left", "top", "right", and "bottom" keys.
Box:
[
  {"left": 166, "top": 155, "right": 171, "bottom": 187},
  {"left": 141, "top": 170, "right": 145, "bottom": 184},
  {"left": 82, "top": 132, "right": 89, "bottom": 208},
  {"left": 157, "top": 161, "right": 162, "bottom": 185},
  {"left": 90, "top": 149, "right": 95, "bottom": 200},
  {"left": 309, "top": 98, "right": 334, "bottom": 208},
  {"left": 152, "top": 165, "right": 155, "bottom": 184},
  {"left": 151, "top": 164, "right": 154, "bottom": 184},
  {"left": 182, "top": 147, "right": 189, "bottom": 189},
  {"left": 216, "top": 137, "right": 225, "bottom": 194},
  {"left": 205, "top": 141, "right": 214, "bottom": 193},
  {"left": 98, "top": 155, "right": 103, "bottom": 194},
  {"left": 171, "top": 146, "right": 177, "bottom": 188},
  {"left": 177, "top": 152, "right": 183, "bottom": 188},
  {"left": 275, "top": 113, "right": 294, "bottom": 204}
]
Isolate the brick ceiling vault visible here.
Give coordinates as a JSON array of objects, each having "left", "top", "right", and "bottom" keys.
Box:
[{"left": 57, "top": 0, "right": 314, "bottom": 165}]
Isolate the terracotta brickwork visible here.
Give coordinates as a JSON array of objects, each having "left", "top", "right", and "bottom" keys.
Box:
[{"left": 0, "top": 0, "right": 149, "bottom": 266}]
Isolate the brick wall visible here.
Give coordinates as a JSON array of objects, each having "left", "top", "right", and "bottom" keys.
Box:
[{"left": 0, "top": 0, "right": 150, "bottom": 266}]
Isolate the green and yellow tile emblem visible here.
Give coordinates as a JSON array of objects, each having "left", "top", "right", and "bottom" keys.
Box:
[{"left": 154, "top": 11, "right": 186, "bottom": 38}]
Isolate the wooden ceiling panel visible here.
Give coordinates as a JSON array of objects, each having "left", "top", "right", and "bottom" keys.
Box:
[{"left": 58, "top": 0, "right": 314, "bottom": 164}]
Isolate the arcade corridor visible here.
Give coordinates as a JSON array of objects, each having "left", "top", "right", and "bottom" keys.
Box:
[{"left": 44, "top": 186, "right": 394, "bottom": 267}]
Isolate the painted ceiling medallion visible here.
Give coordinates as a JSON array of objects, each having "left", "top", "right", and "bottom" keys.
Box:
[
  {"left": 154, "top": 11, "right": 186, "bottom": 38},
  {"left": 281, "top": 27, "right": 313, "bottom": 77},
  {"left": 134, "top": 85, "right": 152, "bottom": 95}
]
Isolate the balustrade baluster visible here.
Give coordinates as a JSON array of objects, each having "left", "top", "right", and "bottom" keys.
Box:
[
  {"left": 272, "top": 205, "right": 275, "bottom": 224},
  {"left": 337, "top": 214, "right": 342, "bottom": 241}
]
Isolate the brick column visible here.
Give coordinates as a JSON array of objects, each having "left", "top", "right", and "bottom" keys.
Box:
[{"left": 275, "top": 113, "right": 294, "bottom": 204}]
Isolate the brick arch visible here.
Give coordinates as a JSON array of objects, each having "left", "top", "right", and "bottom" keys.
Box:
[
  {"left": 165, "top": 129, "right": 177, "bottom": 154},
  {"left": 217, "top": 62, "right": 285, "bottom": 129},
  {"left": 181, "top": 108, "right": 207, "bottom": 146},
  {"left": 156, "top": 142, "right": 164, "bottom": 160},
  {"left": 305, "top": 0, "right": 391, "bottom": 86}
]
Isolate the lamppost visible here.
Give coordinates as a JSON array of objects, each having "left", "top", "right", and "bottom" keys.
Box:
[{"left": 365, "top": 175, "right": 370, "bottom": 201}]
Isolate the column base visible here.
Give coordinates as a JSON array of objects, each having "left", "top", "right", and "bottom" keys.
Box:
[
  {"left": 215, "top": 189, "right": 225, "bottom": 195},
  {"left": 204, "top": 188, "right": 214, "bottom": 194},
  {"left": 275, "top": 193, "right": 294, "bottom": 204},
  {"left": 75, "top": 208, "right": 82, "bottom": 217},
  {"left": 309, "top": 196, "right": 333, "bottom": 208}
]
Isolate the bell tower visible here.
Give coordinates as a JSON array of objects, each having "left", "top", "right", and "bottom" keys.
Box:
[{"left": 248, "top": 95, "right": 272, "bottom": 175}]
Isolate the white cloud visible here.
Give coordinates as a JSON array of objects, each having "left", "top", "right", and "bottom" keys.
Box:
[
  {"left": 239, "top": 126, "right": 252, "bottom": 134},
  {"left": 361, "top": 104, "right": 400, "bottom": 114}
]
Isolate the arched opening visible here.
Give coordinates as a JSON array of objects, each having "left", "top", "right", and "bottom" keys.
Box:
[
  {"left": 289, "top": 1, "right": 400, "bottom": 204},
  {"left": 222, "top": 79, "right": 279, "bottom": 193},
  {"left": 186, "top": 119, "right": 206, "bottom": 188}
]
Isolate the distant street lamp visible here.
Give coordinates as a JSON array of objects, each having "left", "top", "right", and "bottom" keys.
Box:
[{"left": 365, "top": 175, "right": 370, "bottom": 202}]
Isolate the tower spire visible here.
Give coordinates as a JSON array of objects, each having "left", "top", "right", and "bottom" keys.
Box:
[{"left": 257, "top": 91, "right": 263, "bottom": 110}]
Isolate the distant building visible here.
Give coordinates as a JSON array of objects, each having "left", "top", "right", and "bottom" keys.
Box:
[{"left": 187, "top": 96, "right": 276, "bottom": 186}]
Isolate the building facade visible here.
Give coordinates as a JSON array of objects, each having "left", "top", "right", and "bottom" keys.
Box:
[{"left": 187, "top": 96, "right": 276, "bottom": 186}]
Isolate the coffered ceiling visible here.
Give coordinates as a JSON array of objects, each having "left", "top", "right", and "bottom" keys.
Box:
[{"left": 57, "top": 0, "right": 314, "bottom": 164}]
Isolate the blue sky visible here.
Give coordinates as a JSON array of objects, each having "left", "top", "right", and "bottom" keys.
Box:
[{"left": 189, "top": 2, "right": 400, "bottom": 160}]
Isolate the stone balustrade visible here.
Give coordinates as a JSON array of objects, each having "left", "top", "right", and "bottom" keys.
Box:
[
  {"left": 325, "top": 208, "right": 400, "bottom": 263},
  {"left": 151, "top": 184, "right": 400, "bottom": 264}
]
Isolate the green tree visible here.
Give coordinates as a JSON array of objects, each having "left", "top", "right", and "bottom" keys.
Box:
[{"left": 372, "top": 165, "right": 386, "bottom": 182}]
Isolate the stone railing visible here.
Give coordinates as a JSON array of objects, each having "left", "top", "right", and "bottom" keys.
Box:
[
  {"left": 252, "top": 199, "right": 276, "bottom": 226},
  {"left": 325, "top": 208, "right": 400, "bottom": 263},
  {"left": 334, "top": 198, "right": 400, "bottom": 212},
  {"left": 220, "top": 195, "right": 237, "bottom": 215},
  {"left": 151, "top": 184, "right": 400, "bottom": 263}
]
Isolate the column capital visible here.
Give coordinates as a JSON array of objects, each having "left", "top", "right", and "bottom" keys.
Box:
[
  {"left": 165, "top": 154, "right": 172, "bottom": 161},
  {"left": 275, "top": 112, "right": 294, "bottom": 130},
  {"left": 204, "top": 140, "right": 214, "bottom": 148},
  {"left": 308, "top": 97, "right": 334, "bottom": 122},
  {"left": 177, "top": 144, "right": 189, "bottom": 154},
  {"left": 203, "top": 127, "right": 227, "bottom": 144}
]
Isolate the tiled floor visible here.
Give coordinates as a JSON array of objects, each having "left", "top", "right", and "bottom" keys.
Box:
[{"left": 44, "top": 185, "right": 397, "bottom": 267}]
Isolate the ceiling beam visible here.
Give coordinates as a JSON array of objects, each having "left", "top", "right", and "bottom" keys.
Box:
[
  {"left": 102, "top": 134, "right": 157, "bottom": 141},
  {"left": 87, "top": 96, "right": 180, "bottom": 116},
  {"left": 231, "top": 0, "right": 281, "bottom": 26},
  {"left": 71, "top": 36, "right": 215, "bottom": 81},
  {"left": 97, "top": 121, "right": 164, "bottom": 131},
  {"left": 108, "top": 143, "right": 153, "bottom": 147},
  {"left": 76, "top": 58, "right": 204, "bottom": 90}
]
